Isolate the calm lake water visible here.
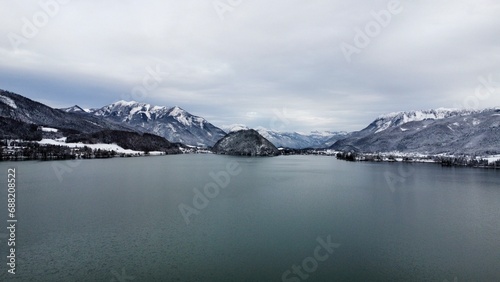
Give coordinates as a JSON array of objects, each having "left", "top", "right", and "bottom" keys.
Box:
[{"left": 0, "top": 155, "right": 499, "bottom": 281}]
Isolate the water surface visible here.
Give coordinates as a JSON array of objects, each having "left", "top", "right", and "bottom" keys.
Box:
[{"left": 0, "top": 155, "right": 499, "bottom": 281}]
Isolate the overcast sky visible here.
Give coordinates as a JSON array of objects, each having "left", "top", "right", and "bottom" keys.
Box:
[{"left": 1, "top": 0, "right": 499, "bottom": 132}]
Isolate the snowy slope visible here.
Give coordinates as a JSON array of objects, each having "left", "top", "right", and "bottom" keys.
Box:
[
  {"left": 60, "top": 105, "right": 90, "bottom": 113},
  {"left": 0, "top": 90, "right": 214, "bottom": 149},
  {"left": 0, "top": 90, "right": 132, "bottom": 134},
  {"left": 91, "top": 101, "right": 226, "bottom": 146},
  {"left": 221, "top": 124, "right": 250, "bottom": 133},
  {"left": 0, "top": 93, "right": 17, "bottom": 109},
  {"left": 39, "top": 138, "right": 142, "bottom": 154},
  {"left": 331, "top": 108, "right": 500, "bottom": 155},
  {"left": 372, "top": 108, "right": 485, "bottom": 133},
  {"left": 256, "top": 127, "right": 339, "bottom": 149}
]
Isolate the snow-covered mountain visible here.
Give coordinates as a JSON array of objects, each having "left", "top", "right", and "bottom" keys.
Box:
[
  {"left": 221, "top": 124, "right": 348, "bottom": 148},
  {"left": 90, "top": 101, "right": 226, "bottom": 146},
  {"left": 370, "top": 108, "right": 485, "bottom": 133},
  {"left": 9, "top": 88, "right": 498, "bottom": 156},
  {"left": 331, "top": 108, "right": 500, "bottom": 155},
  {"left": 221, "top": 124, "right": 250, "bottom": 133},
  {"left": 0, "top": 90, "right": 131, "bottom": 138},
  {"left": 256, "top": 127, "right": 349, "bottom": 149},
  {"left": 60, "top": 105, "right": 90, "bottom": 113},
  {"left": 0, "top": 90, "right": 211, "bottom": 153}
]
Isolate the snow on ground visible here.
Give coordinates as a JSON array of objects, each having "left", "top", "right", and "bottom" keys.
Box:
[
  {"left": 371, "top": 151, "right": 500, "bottom": 164},
  {"left": 148, "top": 151, "right": 166, "bottom": 156},
  {"left": 0, "top": 94, "right": 18, "bottom": 109},
  {"left": 40, "top": 127, "right": 59, "bottom": 132},
  {"left": 221, "top": 124, "right": 249, "bottom": 133},
  {"left": 484, "top": 155, "right": 500, "bottom": 164},
  {"left": 115, "top": 100, "right": 139, "bottom": 107},
  {"left": 309, "top": 131, "right": 341, "bottom": 137},
  {"left": 38, "top": 139, "right": 142, "bottom": 154}
]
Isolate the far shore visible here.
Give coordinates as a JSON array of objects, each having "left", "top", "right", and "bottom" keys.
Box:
[{"left": 2, "top": 141, "right": 500, "bottom": 170}]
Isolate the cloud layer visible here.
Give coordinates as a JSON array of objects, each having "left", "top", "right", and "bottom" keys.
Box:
[{"left": 1, "top": 0, "right": 499, "bottom": 132}]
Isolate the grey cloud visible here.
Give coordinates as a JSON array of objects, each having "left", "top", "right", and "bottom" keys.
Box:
[{"left": 1, "top": 0, "right": 499, "bottom": 132}]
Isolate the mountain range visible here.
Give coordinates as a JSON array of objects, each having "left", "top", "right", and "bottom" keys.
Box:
[
  {"left": 221, "top": 124, "right": 349, "bottom": 149},
  {"left": 81, "top": 101, "right": 345, "bottom": 148},
  {"left": 1, "top": 89, "right": 499, "bottom": 156},
  {"left": 330, "top": 108, "right": 500, "bottom": 156},
  {"left": 84, "top": 101, "right": 226, "bottom": 147},
  {"left": 1, "top": 90, "right": 344, "bottom": 149},
  {"left": 0, "top": 90, "right": 132, "bottom": 139}
]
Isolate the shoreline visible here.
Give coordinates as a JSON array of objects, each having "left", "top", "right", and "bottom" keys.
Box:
[
  {"left": 2, "top": 147, "right": 500, "bottom": 170},
  {"left": 333, "top": 151, "right": 500, "bottom": 169},
  {"left": 2, "top": 138, "right": 500, "bottom": 169}
]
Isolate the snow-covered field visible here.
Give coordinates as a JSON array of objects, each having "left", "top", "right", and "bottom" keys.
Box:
[
  {"left": 38, "top": 139, "right": 164, "bottom": 155},
  {"left": 329, "top": 149, "right": 500, "bottom": 165},
  {"left": 40, "top": 127, "right": 59, "bottom": 132},
  {"left": 484, "top": 155, "right": 500, "bottom": 163},
  {"left": 369, "top": 151, "right": 500, "bottom": 164}
]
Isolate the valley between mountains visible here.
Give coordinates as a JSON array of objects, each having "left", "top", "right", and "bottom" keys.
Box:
[{"left": 1, "top": 89, "right": 500, "bottom": 165}]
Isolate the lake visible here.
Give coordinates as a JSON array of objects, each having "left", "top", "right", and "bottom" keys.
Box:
[{"left": 0, "top": 155, "right": 499, "bottom": 281}]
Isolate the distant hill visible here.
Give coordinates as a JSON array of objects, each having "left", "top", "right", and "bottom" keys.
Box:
[{"left": 212, "top": 129, "right": 279, "bottom": 156}]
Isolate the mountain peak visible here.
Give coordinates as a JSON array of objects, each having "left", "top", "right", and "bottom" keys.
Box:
[
  {"left": 90, "top": 100, "right": 225, "bottom": 146},
  {"left": 114, "top": 100, "right": 140, "bottom": 106},
  {"left": 169, "top": 105, "right": 185, "bottom": 115},
  {"left": 60, "top": 105, "right": 88, "bottom": 113},
  {"left": 221, "top": 124, "right": 249, "bottom": 133}
]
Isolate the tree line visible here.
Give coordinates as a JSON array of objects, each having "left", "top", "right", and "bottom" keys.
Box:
[
  {"left": 335, "top": 151, "right": 500, "bottom": 168},
  {"left": 0, "top": 141, "right": 123, "bottom": 161}
]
